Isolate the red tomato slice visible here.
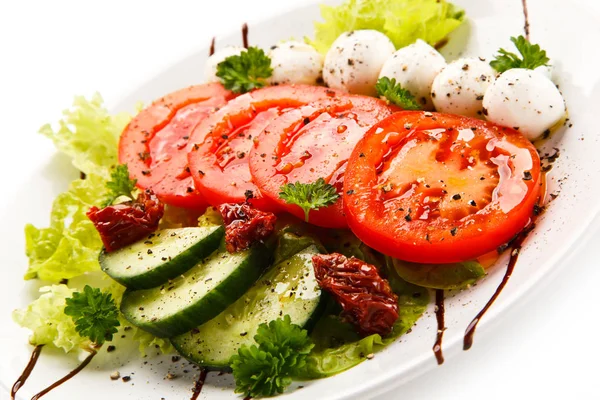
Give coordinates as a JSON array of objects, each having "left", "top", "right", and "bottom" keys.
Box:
[
  {"left": 250, "top": 96, "right": 398, "bottom": 228},
  {"left": 187, "top": 85, "right": 342, "bottom": 211},
  {"left": 343, "top": 111, "right": 542, "bottom": 263},
  {"left": 119, "top": 84, "right": 235, "bottom": 209}
]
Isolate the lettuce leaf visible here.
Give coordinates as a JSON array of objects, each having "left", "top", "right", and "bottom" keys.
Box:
[
  {"left": 39, "top": 93, "right": 131, "bottom": 179},
  {"left": 13, "top": 282, "right": 173, "bottom": 356},
  {"left": 299, "top": 261, "right": 429, "bottom": 378},
  {"left": 26, "top": 95, "right": 134, "bottom": 282},
  {"left": 130, "top": 325, "right": 175, "bottom": 356},
  {"left": 12, "top": 285, "right": 88, "bottom": 352},
  {"left": 309, "top": 0, "right": 465, "bottom": 54},
  {"left": 17, "top": 95, "right": 174, "bottom": 358},
  {"left": 24, "top": 174, "right": 106, "bottom": 282},
  {"left": 391, "top": 257, "right": 486, "bottom": 290}
]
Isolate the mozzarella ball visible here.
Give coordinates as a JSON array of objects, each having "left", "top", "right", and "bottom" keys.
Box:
[
  {"left": 431, "top": 58, "right": 496, "bottom": 118},
  {"left": 379, "top": 39, "right": 446, "bottom": 110},
  {"left": 268, "top": 41, "right": 323, "bottom": 86},
  {"left": 323, "top": 30, "right": 395, "bottom": 96},
  {"left": 204, "top": 46, "right": 245, "bottom": 83},
  {"left": 483, "top": 68, "right": 566, "bottom": 141}
]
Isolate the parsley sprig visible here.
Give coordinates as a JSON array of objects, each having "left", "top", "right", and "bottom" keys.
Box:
[
  {"left": 103, "top": 164, "right": 137, "bottom": 207},
  {"left": 279, "top": 178, "right": 339, "bottom": 222},
  {"left": 64, "top": 285, "right": 120, "bottom": 346},
  {"left": 490, "top": 35, "right": 550, "bottom": 73},
  {"left": 216, "top": 47, "right": 273, "bottom": 94},
  {"left": 231, "top": 315, "right": 314, "bottom": 398},
  {"left": 375, "top": 77, "right": 422, "bottom": 110}
]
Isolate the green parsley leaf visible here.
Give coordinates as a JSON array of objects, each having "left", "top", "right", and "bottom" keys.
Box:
[
  {"left": 103, "top": 164, "right": 137, "bottom": 207},
  {"left": 254, "top": 315, "right": 314, "bottom": 357},
  {"left": 231, "top": 315, "right": 314, "bottom": 398},
  {"left": 490, "top": 35, "right": 550, "bottom": 73},
  {"left": 64, "top": 285, "right": 120, "bottom": 346},
  {"left": 216, "top": 47, "right": 273, "bottom": 94},
  {"left": 375, "top": 77, "right": 422, "bottom": 110},
  {"left": 279, "top": 178, "right": 339, "bottom": 222}
]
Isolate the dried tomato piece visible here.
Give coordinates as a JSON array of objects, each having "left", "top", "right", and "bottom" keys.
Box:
[
  {"left": 87, "top": 189, "right": 164, "bottom": 252},
  {"left": 312, "top": 253, "right": 399, "bottom": 337},
  {"left": 219, "top": 203, "right": 277, "bottom": 253}
]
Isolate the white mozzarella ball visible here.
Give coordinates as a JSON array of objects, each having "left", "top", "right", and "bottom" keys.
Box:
[
  {"left": 204, "top": 46, "right": 245, "bottom": 83},
  {"left": 379, "top": 39, "right": 446, "bottom": 110},
  {"left": 483, "top": 68, "right": 566, "bottom": 141},
  {"left": 431, "top": 58, "right": 496, "bottom": 118},
  {"left": 268, "top": 41, "right": 324, "bottom": 86},
  {"left": 323, "top": 30, "right": 395, "bottom": 96}
]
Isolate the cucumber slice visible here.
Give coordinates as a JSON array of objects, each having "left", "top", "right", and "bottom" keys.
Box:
[
  {"left": 120, "top": 243, "right": 271, "bottom": 338},
  {"left": 100, "top": 226, "right": 224, "bottom": 290},
  {"left": 171, "top": 244, "right": 323, "bottom": 369}
]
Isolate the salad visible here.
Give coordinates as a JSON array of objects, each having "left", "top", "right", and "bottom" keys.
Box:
[{"left": 10, "top": 0, "right": 566, "bottom": 399}]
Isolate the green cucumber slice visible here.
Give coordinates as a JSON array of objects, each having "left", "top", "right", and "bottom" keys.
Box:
[
  {"left": 171, "top": 244, "right": 323, "bottom": 369},
  {"left": 100, "top": 226, "right": 224, "bottom": 290},
  {"left": 120, "top": 242, "right": 271, "bottom": 337}
]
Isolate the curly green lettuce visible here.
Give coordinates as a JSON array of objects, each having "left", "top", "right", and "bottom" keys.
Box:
[
  {"left": 24, "top": 174, "right": 106, "bottom": 282},
  {"left": 17, "top": 95, "right": 175, "bottom": 359},
  {"left": 309, "top": 0, "right": 465, "bottom": 54},
  {"left": 25, "top": 95, "right": 134, "bottom": 283},
  {"left": 39, "top": 93, "right": 131, "bottom": 179},
  {"left": 12, "top": 285, "right": 88, "bottom": 352},
  {"left": 13, "top": 282, "right": 173, "bottom": 356}
]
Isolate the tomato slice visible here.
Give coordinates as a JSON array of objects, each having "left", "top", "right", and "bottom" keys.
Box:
[
  {"left": 187, "top": 85, "right": 342, "bottom": 211},
  {"left": 343, "top": 111, "right": 542, "bottom": 264},
  {"left": 119, "top": 84, "right": 235, "bottom": 209},
  {"left": 250, "top": 96, "right": 397, "bottom": 228}
]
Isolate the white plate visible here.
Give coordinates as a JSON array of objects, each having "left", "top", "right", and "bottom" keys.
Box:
[{"left": 2, "top": 0, "right": 600, "bottom": 399}]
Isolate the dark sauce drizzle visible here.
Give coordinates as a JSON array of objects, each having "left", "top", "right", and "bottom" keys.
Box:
[
  {"left": 522, "top": 0, "right": 530, "bottom": 40},
  {"left": 190, "top": 368, "right": 208, "bottom": 400},
  {"left": 209, "top": 37, "right": 216, "bottom": 56},
  {"left": 242, "top": 23, "right": 249, "bottom": 49},
  {"left": 11, "top": 344, "right": 44, "bottom": 400},
  {"left": 463, "top": 224, "right": 535, "bottom": 350},
  {"left": 433, "top": 289, "right": 446, "bottom": 365},
  {"left": 30, "top": 349, "right": 97, "bottom": 400}
]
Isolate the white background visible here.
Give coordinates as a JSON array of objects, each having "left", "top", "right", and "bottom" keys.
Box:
[{"left": 1, "top": 1, "right": 600, "bottom": 399}]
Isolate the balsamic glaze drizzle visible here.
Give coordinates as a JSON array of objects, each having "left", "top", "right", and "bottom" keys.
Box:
[
  {"left": 463, "top": 225, "right": 534, "bottom": 350},
  {"left": 433, "top": 289, "right": 446, "bottom": 365},
  {"left": 30, "top": 350, "right": 97, "bottom": 400},
  {"left": 11, "top": 344, "right": 44, "bottom": 400},
  {"left": 209, "top": 37, "right": 216, "bottom": 56},
  {"left": 242, "top": 23, "right": 249, "bottom": 49},
  {"left": 190, "top": 368, "right": 208, "bottom": 400}
]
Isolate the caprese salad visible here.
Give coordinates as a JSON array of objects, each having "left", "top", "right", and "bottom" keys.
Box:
[{"left": 11, "top": 0, "right": 566, "bottom": 399}]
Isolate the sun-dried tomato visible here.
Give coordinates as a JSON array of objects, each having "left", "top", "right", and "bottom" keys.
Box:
[
  {"left": 219, "top": 203, "right": 277, "bottom": 253},
  {"left": 312, "top": 253, "right": 399, "bottom": 337},
  {"left": 87, "top": 189, "right": 164, "bottom": 252}
]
